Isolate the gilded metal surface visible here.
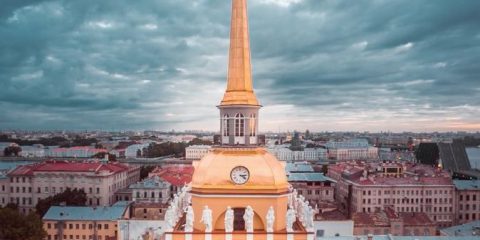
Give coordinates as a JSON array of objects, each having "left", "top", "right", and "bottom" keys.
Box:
[
  {"left": 191, "top": 147, "right": 290, "bottom": 192},
  {"left": 220, "top": 0, "right": 259, "bottom": 106}
]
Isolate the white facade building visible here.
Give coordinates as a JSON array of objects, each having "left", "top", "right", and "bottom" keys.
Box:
[
  {"left": 268, "top": 146, "right": 327, "bottom": 161},
  {"left": 125, "top": 143, "right": 151, "bottom": 158},
  {"left": 19, "top": 145, "right": 45, "bottom": 158},
  {"left": 326, "top": 139, "right": 378, "bottom": 161},
  {"left": 185, "top": 145, "right": 212, "bottom": 160},
  {"left": 43, "top": 146, "right": 107, "bottom": 158},
  {"left": 130, "top": 176, "right": 171, "bottom": 203}
]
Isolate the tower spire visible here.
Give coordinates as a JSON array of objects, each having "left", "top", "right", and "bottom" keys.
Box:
[{"left": 220, "top": 0, "right": 259, "bottom": 106}]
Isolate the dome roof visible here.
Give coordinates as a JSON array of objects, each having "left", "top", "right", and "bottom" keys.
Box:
[{"left": 191, "top": 147, "right": 289, "bottom": 194}]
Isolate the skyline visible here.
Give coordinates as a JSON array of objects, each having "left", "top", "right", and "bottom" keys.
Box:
[{"left": 1, "top": 0, "right": 480, "bottom": 132}]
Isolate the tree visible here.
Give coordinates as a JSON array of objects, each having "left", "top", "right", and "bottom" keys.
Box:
[
  {"left": 188, "top": 138, "right": 213, "bottom": 146},
  {"left": 5, "top": 203, "right": 19, "bottom": 210},
  {"left": 4, "top": 145, "right": 21, "bottom": 156},
  {"left": 143, "top": 142, "right": 187, "bottom": 158},
  {"left": 91, "top": 152, "right": 117, "bottom": 162},
  {"left": 140, "top": 166, "right": 156, "bottom": 180},
  {"left": 0, "top": 207, "right": 46, "bottom": 240},
  {"left": 36, "top": 188, "right": 87, "bottom": 216},
  {"left": 321, "top": 165, "right": 328, "bottom": 175}
]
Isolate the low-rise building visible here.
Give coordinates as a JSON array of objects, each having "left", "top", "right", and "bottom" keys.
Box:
[
  {"left": 288, "top": 172, "right": 335, "bottom": 205},
  {"left": 326, "top": 139, "right": 378, "bottom": 161},
  {"left": 0, "top": 161, "right": 34, "bottom": 207},
  {"left": 130, "top": 202, "right": 168, "bottom": 220},
  {"left": 125, "top": 143, "right": 151, "bottom": 158},
  {"left": 185, "top": 145, "right": 212, "bottom": 160},
  {"left": 440, "top": 220, "right": 480, "bottom": 236},
  {"left": 43, "top": 201, "right": 129, "bottom": 240},
  {"left": 454, "top": 180, "right": 480, "bottom": 224},
  {"left": 20, "top": 144, "right": 45, "bottom": 157},
  {"left": 130, "top": 176, "right": 170, "bottom": 204},
  {"left": 328, "top": 161, "right": 455, "bottom": 227},
  {"left": 7, "top": 160, "right": 140, "bottom": 213},
  {"left": 149, "top": 165, "right": 193, "bottom": 195},
  {"left": 286, "top": 162, "right": 336, "bottom": 207},
  {"left": 353, "top": 207, "right": 437, "bottom": 236},
  {"left": 268, "top": 146, "right": 327, "bottom": 161},
  {"left": 45, "top": 146, "right": 107, "bottom": 158}
]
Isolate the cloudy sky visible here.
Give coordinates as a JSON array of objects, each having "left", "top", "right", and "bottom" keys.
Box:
[{"left": 1, "top": 0, "right": 479, "bottom": 132}]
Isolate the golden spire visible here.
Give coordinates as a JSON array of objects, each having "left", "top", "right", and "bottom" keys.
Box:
[{"left": 220, "top": 0, "right": 259, "bottom": 106}]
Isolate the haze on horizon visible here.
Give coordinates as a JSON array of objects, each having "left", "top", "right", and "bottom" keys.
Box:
[{"left": 1, "top": 0, "right": 479, "bottom": 132}]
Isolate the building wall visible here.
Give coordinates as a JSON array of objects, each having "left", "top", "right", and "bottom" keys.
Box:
[
  {"left": 353, "top": 225, "right": 436, "bottom": 236},
  {"left": 456, "top": 189, "right": 480, "bottom": 224},
  {"left": 339, "top": 183, "right": 455, "bottom": 227},
  {"left": 43, "top": 220, "right": 118, "bottom": 240},
  {"left": 185, "top": 146, "right": 212, "bottom": 160},
  {"left": 327, "top": 147, "right": 378, "bottom": 161},
  {"left": 8, "top": 166, "right": 140, "bottom": 214},
  {"left": 290, "top": 181, "right": 335, "bottom": 206},
  {"left": 268, "top": 148, "right": 326, "bottom": 161},
  {"left": 131, "top": 187, "right": 170, "bottom": 204},
  {"left": 0, "top": 177, "right": 9, "bottom": 207},
  {"left": 131, "top": 204, "right": 166, "bottom": 220}
]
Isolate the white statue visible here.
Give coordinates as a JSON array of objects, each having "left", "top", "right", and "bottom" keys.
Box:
[
  {"left": 306, "top": 206, "right": 315, "bottom": 231},
  {"left": 286, "top": 207, "right": 296, "bottom": 233},
  {"left": 243, "top": 206, "right": 254, "bottom": 233},
  {"left": 170, "top": 201, "right": 178, "bottom": 222},
  {"left": 224, "top": 206, "right": 234, "bottom": 233},
  {"left": 301, "top": 200, "right": 310, "bottom": 226},
  {"left": 165, "top": 206, "right": 175, "bottom": 231},
  {"left": 173, "top": 194, "right": 182, "bottom": 218},
  {"left": 200, "top": 205, "right": 213, "bottom": 232},
  {"left": 266, "top": 206, "right": 275, "bottom": 233},
  {"left": 296, "top": 200, "right": 304, "bottom": 224},
  {"left": 185, "top": 206, "right": 194, "bottom": 232}
]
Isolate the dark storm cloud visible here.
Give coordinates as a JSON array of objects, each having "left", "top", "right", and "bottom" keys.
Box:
[{"left": 0, "top": 0, "right": 479, "bottom": 131}]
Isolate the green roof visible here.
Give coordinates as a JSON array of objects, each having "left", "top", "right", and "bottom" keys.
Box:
[
  {"left": 288, "top": 172, "right": 335, "bottom": 182},
  {"left": 453, "top": 180, "right": 480, "bottom": 190},
  {"left": 43, "top": 203, "right": 129, "bottom": 221}
]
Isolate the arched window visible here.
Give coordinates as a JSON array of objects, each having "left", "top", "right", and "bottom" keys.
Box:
[
  {"left": 235, "top": 113, "right": 245, "bottom": 137},
  {"left": 249, "top": 114, "right": 256, "bottom": 137},
  {"left": 223, "top": 114, "right": 230, "bottom": 137}
]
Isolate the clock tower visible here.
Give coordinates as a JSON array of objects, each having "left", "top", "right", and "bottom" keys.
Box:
[{"left": 165, "top": 1, "right": 312, "bottom": 239}]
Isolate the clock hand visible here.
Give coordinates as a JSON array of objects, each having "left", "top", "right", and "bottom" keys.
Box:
[{"left": 240, "top": 174, "right": 247, "bottom": 179}]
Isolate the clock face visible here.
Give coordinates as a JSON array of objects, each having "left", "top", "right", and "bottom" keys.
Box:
[{"left": 230, "top": 166, "right": 250, "bottom": 185}]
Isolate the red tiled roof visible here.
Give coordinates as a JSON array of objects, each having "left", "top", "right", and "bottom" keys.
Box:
[
  {"left": 150, "top": 165, "right": 194, "bottom": 186},
  {"left": 354, "top": 208, "right": 435, "bottom": 227},
  {"left": 400, "top": 212, "right": 435, "bottom": 226},
  {"left": 8, "top": 160, "right": 130, "bottom": 176},
  {"left": 331, "top": 161, "right": 453, "bottom": 186}
]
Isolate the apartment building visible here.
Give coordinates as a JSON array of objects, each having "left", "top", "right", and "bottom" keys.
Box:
[
  {"left": 7, "top": 160, "right": 140, "bottom": 213},
  {"left": 328, "top": 161, "right": 455, "bottom": 227}
]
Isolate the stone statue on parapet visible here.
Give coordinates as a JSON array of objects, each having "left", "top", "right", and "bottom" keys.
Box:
[
  {"left": 266, "top": 206, "right": 275, "bottom": 233},
  {"left": 165, "top": 205, "right": 175, "bottom": 231},
  {"left": 200, "top": 205, "right": 213, "bottom": 232},
  {"left": 306, "top": 206, "right": 315, "bottom": 231},
  {"left": 286, "top": 207, "right": 296, "bottom": 233},
  {"left": 244, "top": 205, "right": 254, "bottom": 233},
  {"left": 185, "top": 206, "right": 194, "bottom": 232},
  {"left": 224, "top": 206, "right": 234, "bottom": 233}
]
